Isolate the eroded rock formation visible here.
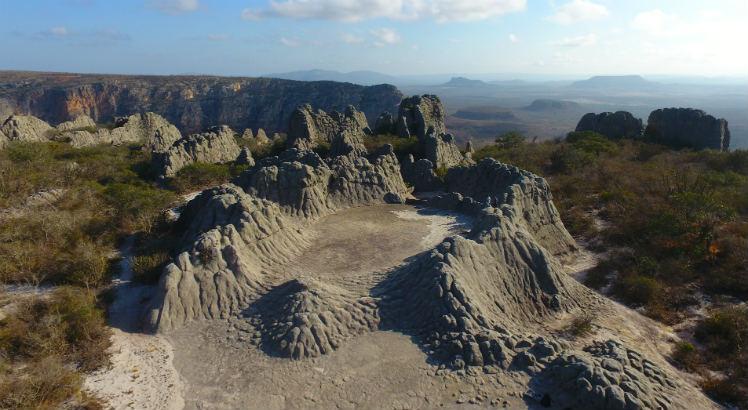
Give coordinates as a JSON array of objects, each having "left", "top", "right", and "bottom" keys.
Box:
[
  {"left": 644, "top": 108, "right": 730, "bottom": 151},
  {"left": 286, "top": 104, "right": 369, "bottom": 152},
  {"left": 152, "top": 125, "right": 241, "bottom": 178},
  {"left": 0, "top": 115, "right": 54, "bottom": 143},
  {"left": 397, "top": 95, "right": 447, "bottom": 139},
  {"left": 575, "top": 111, "right": 644, "bottom": 140}
]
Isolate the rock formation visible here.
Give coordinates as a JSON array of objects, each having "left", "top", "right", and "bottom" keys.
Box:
[
  {"left": 236, "top": 147, "right": 255, "bottom": 167},
  {"left": 0, "top": 115, "right": 54, "bottom": 143},
  {"left": 401, "top": 156, "right": 443, "bottom": 192},
  {"left": 151, "top": 125, "right": 241, "bottom": 178},
  {"left": 374, "top": 112, "right": 395, "bottom": 135},
  {"left": 423, "top": 132, "right": 467, "bottom": 169},
  {"left": 109, "top": 112, "right": 183, "bottom": 152},
  {"left": 397, "top": 95, "right": 447, "bottom": 139},
  {"left": 56, "top": 115, "right": 97, "bottom": 132},
  {"left": 147, "top": 146, "right": 410, "bottom": 331},
  {"left": 286, "top": 104, "right": 369, "bottom": 152},
  {"left": 644, "top": 108, "right": 730, "bottom": 151},
  {"left": 575, "top": 111, "right": 643, "bottom": 140},
  {"left": 0, "top": 71, "right": 402, "bottom": 134}
]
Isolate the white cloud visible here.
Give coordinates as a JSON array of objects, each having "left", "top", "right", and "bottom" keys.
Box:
[
  {"left": 50, "top": 26, "right": 69, "bottom": 37},
  {"left": 551, "top": 33, "right": 597, "bottom": 47},
  {"left": 280, "top": 37, "right": 302, "bottom": 47},
  {"left": 547, "top": 0, "right": 608, "bottom": 25},
  {"left": 241, "top": 8, "right": 261, "bottom": 20},
  {"left": 341, "top": 33, "right": 364, "bottom": 44},
  {"left": 631, "top": 9, "right": 681, "bottom": 37},
  {"left": 148, "top": 0, "right": 199, "bottom": 14},
  {"left": 370, "top": 28, "right": 400, "bottom": 47},
  {"left": 243, "top": 0, "right": 526, "bottom": 23},
  {"left": 509, "top": 33, "right": 519, "bottom": 43}
]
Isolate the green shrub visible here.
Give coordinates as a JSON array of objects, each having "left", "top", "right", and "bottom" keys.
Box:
[
  {"left": 167, "top": 162, "right": 233, "bottom": 193},
  {"left": 671, "top": 341, "right": 699, "bottom": 371},
  {"left": 364, "top": 134, "right": 421, "bottom": 161},
  {"left": 566, "top": 313, "right": 594, "bottom": 337},
  {"left": 494, "top": 132, "right": 526, "bottom": 149},
  {"left": 695, "top": 306, "right": 748, "bottom": 355},
  {"left": 613, "top": 274, "right": 662, "bottom": 307}
]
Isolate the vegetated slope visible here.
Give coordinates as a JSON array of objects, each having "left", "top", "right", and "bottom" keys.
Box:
[
  {"left": 0, "top": 71, "right": 403, "bottom": 134},
  {"left": 475, "top": 131, "right": 748, "bottom": 407}
]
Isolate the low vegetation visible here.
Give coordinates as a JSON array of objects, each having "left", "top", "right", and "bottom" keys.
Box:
[
  {"left": 0, "top": 141, "right": 181, "bottom": 407},
  {"left": 475, "top": 131, "right": 748, "bottom": 406}
]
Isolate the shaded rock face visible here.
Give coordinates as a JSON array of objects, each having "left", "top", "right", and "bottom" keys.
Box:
[
  {"left": 575, "top": 111, "right": 643, "bottom": 139},
  {"left": 645, "top": 108, "right": 730, "bottom": 151},
  {"left": 0, "top": 115, "right": 54, "bottom": 143},
  {"left": 401, "top": 155, "right": 443, "bottom": 192},
  {"left": 374, "top": 111, "right": 395, "bottom": 135},
  {"left": 397, "top": 94, "right": 447, "bottom": 139},
  {"left": 152, "top": 125, "right": 241, "bottom": 178},
  {"left": 0, "top": 72, "right": 403, "bottom": 134},
  {"left": 287, "top": 104, "right": 368, "bottom": 153}
]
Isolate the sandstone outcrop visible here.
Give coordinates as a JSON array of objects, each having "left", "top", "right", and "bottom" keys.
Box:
[
  {"left": 423, "top": 132, "right": 468, "bottom": 169},
  {"left": 401, "top": 155, "right": 443, "bottom": 192},
  {"left": 109, "top": 112, "right": 183, "bottom": 152},
  {"left": 644, "top": 108, "right": 730, "bottom": 151},
  {"left": 0, "top": 115, "right": 54, "bottom": 143},
  {"left": 286, "top": 104, "right": 369, "bottom": 152},
  {"left": 56, "top": 114, "right": 97, "bottom": 132},
  {"left": 0, "top": 71, "right": 402, "bottom": 134},
  {"left": 575, "top": 111, "right": 643, "bottom": 139},
  {"left": 397, "top": 95, "right": 447, "bottom": 139},
  {"left": 152, "top": 125, "right": 241, "bottom": 178}
]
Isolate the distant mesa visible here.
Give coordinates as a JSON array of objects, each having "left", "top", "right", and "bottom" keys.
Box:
[
  {"left": 266, "top": 69, "right": 399, "bottom": 86},
  {"left": 570, "top": 75, "right": 657, "bottom": 90},
  {"left": 441, "top": 77, "right": 487, "bottom": 88},
  {"left": 452, "top": 106, "right": 519, "bottom": 121},
  {"left": 524, "top": 99, "right": 580, "bottom": 112}
]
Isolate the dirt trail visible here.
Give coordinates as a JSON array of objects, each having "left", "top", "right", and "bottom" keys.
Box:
[{"left": 84, "top": 236, "right": 185, "bottom": 410}]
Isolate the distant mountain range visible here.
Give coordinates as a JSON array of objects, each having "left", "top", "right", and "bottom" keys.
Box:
[
  {"left": 570, "top": 75, "right": 659, "bottom": 90},
  {"left": 265, "top": 69, "right": 399, "bottom": 86},
  {"left": 441, "top": 77, "right": 488, "bottom": 87}
]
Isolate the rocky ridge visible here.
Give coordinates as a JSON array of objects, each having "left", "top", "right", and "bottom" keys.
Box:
[{"left": 0, "top": 71, "right": 403, "bottom": 134}]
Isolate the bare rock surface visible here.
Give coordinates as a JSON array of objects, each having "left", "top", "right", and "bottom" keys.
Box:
[
  {"left": 152, "top": 125, "right": 241, "bottom": 178},
  {"left": 644, "top": 107, "right": 730, "bottom": 151},
  {"left": 287, "top": 104, "right": 368, "bottom": 153},
  {"left": 397, "top": 95, "right": 447, "bottom": 139},
  {"left": 0, "top": 114, "right": 54, "bottom": 143},
  {"left": 110, "top": 112, "right": 183, "bottom": 152},
  {"left": 56, "top": 114, "right": 97, "bottom": 132}
]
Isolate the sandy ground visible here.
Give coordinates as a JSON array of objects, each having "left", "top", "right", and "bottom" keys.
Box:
[{"left": 84, "top": 237, "right": 185, "bottom": 410}]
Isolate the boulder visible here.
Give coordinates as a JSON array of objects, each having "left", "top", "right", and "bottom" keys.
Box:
[
  {"left": 644, "top": 108, "right": 730, "bottom": 151},
  {"left": 56, "top": 115, "right": 97, "bottom": 132},
  {"left": 152, "top": 125, "right": 241, "bottom": 178},
  {"left": 110, "top": 112, "right": 183, "bottom": 152},
  {"left": 575, "top": 111, "right": 643, "bottom": 140},
  {"left": 0, "top": 115, "right": 54, "bottom": 143},
  {"left": 286, "top": 104, "right": 368, "bottom": 154},
  {"left": 397, "top": 95, "right": 447, "bottom": 140},
  {"left": 423, "top": 132, "right": 468, "bottom": 169},
  {"left": 236, "top": 147, "right": 255, "bottom": 167},
  {"left": 401, "top": 155, "right": 443, "bottom": 192}
]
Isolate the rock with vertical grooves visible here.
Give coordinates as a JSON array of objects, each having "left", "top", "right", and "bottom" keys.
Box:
[
  {"left": 287, "top": 104, "right": 368, "bottom": 153},
  {"left": 575, "top": 111, "right": 643, "bottom": 140},
  {"left": 0, "top": 115, "right": 55, "bottom": 143},
  {"left": 152, "top": 125, "right": 241, "bottom": 178},
  {"left": 644, "top": 108, "right": 730, "bottom": 151}
]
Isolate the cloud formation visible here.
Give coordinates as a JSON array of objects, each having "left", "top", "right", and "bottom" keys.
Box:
[
  {"left": 242, "top": 0, "right": 526, "bottom": 23},
  {"left": 370, "top": 28, "right": 400, "bottom": 46},
  {"left": 148, "top": 0, "right": 199, "bottom": 14},
  {"left": 547, "top": 0, "right": 608, "bottom": 25},
  {"left": 551, "top": 33, "right": 597, "bottom": 47},
  {"left": 341, "top": 33, "right": 365, "bottom": 44}
]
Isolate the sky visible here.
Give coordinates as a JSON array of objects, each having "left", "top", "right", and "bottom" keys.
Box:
[{"left": 1, "top": 0, "right": 747, "bottom": 78}]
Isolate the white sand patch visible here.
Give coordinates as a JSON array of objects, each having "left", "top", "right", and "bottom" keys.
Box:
[{"left": 392, "top": 208, "right": 471, "bottom": 248}]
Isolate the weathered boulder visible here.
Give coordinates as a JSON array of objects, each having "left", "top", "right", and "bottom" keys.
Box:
[
  {"left": 0, "top": 115, "right": 54, "bottom": 143},
  {"left": 110, "top": 112, "right": 183, "bottom": 152},
  {"left": 644, "top": 108, "right": 730, "bottom": 151},
  {"left": 56, "top": 115, "right": 97, "bottom": 132},
  {"left": 152, "top": 125, "right": 241, "bottom": 178},
  {"left": 286, "top": 104, "right": 368, "bottom": 154},
  {"left": 236, "top": 147, "right": 255, "bottom": 167},
  {"left": 423, "top": 132, "right": 468, "bottom": 169},
  {"left": 575, "top": 111, "right": 643, "bottom": 140},
  {"left": 397, "top": 95, "right": 447, "bottom": 140}
]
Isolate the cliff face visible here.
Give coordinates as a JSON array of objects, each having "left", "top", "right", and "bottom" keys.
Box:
[{"left": 0, "top": 71, "right": 403, "bottom": 134}]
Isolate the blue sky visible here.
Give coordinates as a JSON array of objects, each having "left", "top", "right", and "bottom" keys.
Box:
[{"left": 1, "top": 0, "right": 746, "bottom": 77}]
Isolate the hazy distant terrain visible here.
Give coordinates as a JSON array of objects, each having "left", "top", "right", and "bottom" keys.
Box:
[{"left": 402, "top": 75, "right": 748, "bottom": 148}]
